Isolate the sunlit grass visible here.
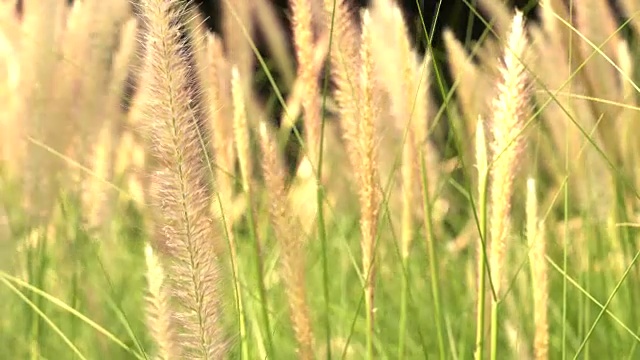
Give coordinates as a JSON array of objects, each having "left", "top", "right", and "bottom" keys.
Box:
[{"left": 1, "top": 0, "right": 640, "bottom": 359}]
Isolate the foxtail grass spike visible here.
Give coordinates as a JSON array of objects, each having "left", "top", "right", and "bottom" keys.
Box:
[{"left": 136, "top": 0, "right": 228, "bottom": 358}]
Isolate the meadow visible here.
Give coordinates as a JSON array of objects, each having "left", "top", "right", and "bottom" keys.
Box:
[{"left": 1, "top": 0, "right": 640, "bottom": 359}]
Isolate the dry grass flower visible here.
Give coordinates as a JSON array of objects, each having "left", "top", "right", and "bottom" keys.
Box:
[
  {"left": 144, "top": 244, "right": 181, "bottom": 360},
  {"left": 357, "top": 9, "right": 382, "bottom": 356},
  {"left": 486, "top": 9, "right": 530, "bottom": 359},
  {"left": 488, "top": 9, "right": 530, "bottom": 298},
  {"left": 136, "top": 0, "right": 228, "bottom": 357},
  {"left": 259, "top": 121, "right": 315, "bottom": 359},
  {"left": 290, "top": 0, "right": 323, "bottom": 166}
]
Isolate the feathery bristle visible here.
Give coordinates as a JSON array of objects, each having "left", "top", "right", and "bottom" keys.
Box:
[
  {"left": 144, "top": 244, "right": 181, "bottom": 360},
  {"left": 290, "top": 0, "right": 322, "bottom": 165},
  {"left": 323, "top": 0, "right": 361, "bottom": 167},
  {"left": 258, "top": 121, "right": 315, "bottom": 359},
  {"left": 358, "top": 9, "right": 381, "bottom": 356},
  {"left": 136, "top": 0, "right": 227, "bottom": 357},
  {"left": 488, "top": 10, "right": 530, "bottom": 298},
  {"left": 486, "top": 11, "right": 530, "bottom": 359}
]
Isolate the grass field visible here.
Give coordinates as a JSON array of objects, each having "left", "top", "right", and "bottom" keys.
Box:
[{"left": 1, "top": 0, "right": 640, "bottom": 359}]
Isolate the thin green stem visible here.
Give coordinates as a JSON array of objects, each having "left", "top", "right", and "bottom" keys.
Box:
[
  {"left": 316, "top": 109, "right": 332, "bottom": 359},
  {"left": 574, "top": 249, "right": 640, "bottom": 358},
  {"left": 398, "top": 256, "right": 410, "bottom": 359},
  {"left": 563, "top": 2, "right": 574, "bottom": 359},
  {"left": 473, "top": 116, "right": 489, "bottom": 360},
  {"left": 224, "top": 214, "right": 248, "bottom": 360},
  {"left": 317, "top": 182, "right": 332, "bottom": 360},
  {"left": 245, "top": 188, "right": 275, "bottom": 359},
  {"left": 420, "top": 150, "right": 445, "bottom": 360},
  {"left": 489, "top": 301, "right": 499, "bottom": 360},
  {"left": 2, "top": 277, "right": 87, "bottom": 360},
  {"left": 474, "top": 170, "right": 488, "bottom": 359},
  {"left": 366, "top": 293, "right": 374, "bottom": 360}
]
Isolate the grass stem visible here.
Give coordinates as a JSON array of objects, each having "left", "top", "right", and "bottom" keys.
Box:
[{"left": 420, "top": 151, "right": 446, "bottom": 360}]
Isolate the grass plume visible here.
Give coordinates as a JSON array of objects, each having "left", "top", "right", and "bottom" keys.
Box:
[
  {"left": 259, "top": 121, "right": 315, "bottom": 360},
  {"left": 356, "top": 10, "right": 381, "bottom": 359},
  {"left": 135, "top": 0, "right": 227, "bottom": 357},
  {"left": 290, "top": 0, "right": 323, "bottom": 166},
  {"left": 486, "top": 10, "right": 530, "bottom": 360},
  {"left": 2, "top": 1, "right": 640, "bottom": 359},
  {"left": 144, "top": 244, "right": 180, "bottom": 360}
]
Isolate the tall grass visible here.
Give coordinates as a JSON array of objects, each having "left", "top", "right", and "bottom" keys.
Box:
[{"left": 1, "top": 0, "right": 640, "bottom": 359}]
